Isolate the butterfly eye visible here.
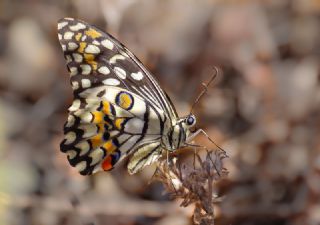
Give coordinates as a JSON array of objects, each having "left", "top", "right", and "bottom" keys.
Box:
[{"left": 186, "top": 115, "right": 196, "bottom": 126}]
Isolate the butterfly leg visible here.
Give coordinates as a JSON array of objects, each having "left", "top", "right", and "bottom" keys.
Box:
[
  {"left": 184, "top": 142, "right": 208, "bottom": 169},
  {"left": 187, "top": 129, "right": 226, "bottom": 153},
  {"left": 186, "top": 137, "right": 227, "bottom": 175}
]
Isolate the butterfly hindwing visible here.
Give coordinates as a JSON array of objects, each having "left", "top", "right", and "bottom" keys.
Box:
[{"left": 60, "top": 85, "right": 164, "bottom": 175}]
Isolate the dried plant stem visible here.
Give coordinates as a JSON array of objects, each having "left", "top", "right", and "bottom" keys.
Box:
[{"left": 153, "top": 149, "right": 228, "bottom": 225}]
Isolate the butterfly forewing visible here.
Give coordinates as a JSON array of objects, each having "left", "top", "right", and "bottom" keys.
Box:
[{"left": 58, "top": 18, "right": 177, "bottom": 175}]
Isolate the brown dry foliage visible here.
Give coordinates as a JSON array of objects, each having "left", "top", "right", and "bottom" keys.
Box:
[{"left": 154, "top": 149, "right": 228, "bottom": 225}]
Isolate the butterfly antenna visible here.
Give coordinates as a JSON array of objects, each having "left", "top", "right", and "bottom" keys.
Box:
[{"left": 190, "top": 67, "right": 219, "bottom": 115}]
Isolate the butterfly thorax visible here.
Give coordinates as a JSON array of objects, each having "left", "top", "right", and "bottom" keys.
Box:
[{"left": 161, "top": 114, "right": 196, "bottom": 151}]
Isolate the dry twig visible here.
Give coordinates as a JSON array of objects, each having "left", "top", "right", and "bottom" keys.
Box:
[{"left": 153, "top": 149, "right": 228, "bottom": 225}]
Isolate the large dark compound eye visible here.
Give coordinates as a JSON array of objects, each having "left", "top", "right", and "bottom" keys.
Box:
[{"left": 186, "top": 114, "right": 196, "bottom": 127}]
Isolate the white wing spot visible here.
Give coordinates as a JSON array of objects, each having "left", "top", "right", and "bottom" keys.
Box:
[
  {"left": 61, "top": 44, "right": 66, "bottom": 51},
  {"left": 66, "top": 150, "right": 77, "bottom": 159},
  {"left": 69, "top": 67, "right": 78, "bottom": 76},
  {"left": 81, "top": 78, "right": 91, "bottom": 88},
  {"left": 114, "top": 67, "right": 126, "bottom": 79},
  {"left": 85, "top": 44, "right": 100, "bottom": 54},
  {"left": 69, "top": 99, "right": 81, "bottom": 111},
  {"left": 131, "top": 71, "right": 144, "bottom": 81},
  {"left": 75, "top": 141, "right": 90, "bottom": 156},
  {"left": 70, "top": 22, "right": 86, "bottom": 31},
  {"left": 89, "top": 148, "right": 105, "bottom": 165},
  {"left": 64, "top": 18, "right": 74, "bottom": 21},
  {"left": 109, "top": 54, "right": 125, "bottom": 64},
  {"left": 73, "top": 53, "right": 83, "bottom": 63},
  {"left": 58, "top": 34, "right": 62, "bottom": 40},
  {"left": 81, "top": 35, "right": 87, "bottom": 41},
  {"left": 71, "top": 81, "right": 79, "bottom": 90},
  {"left": 98, "top": 66, "right": 110, "bottom": 75},
  {"left": 68, "top": 42, "right": 78, "bottom": 51},
  {"left": 65, "top": 115, "right": 75, "bottom": 128},
  {"left": 79, "top": 111, "right": 93, "bottom": 123},
  {"left": 64, "top": 131, "right": 76, "bottom": 145},
  {"left": 93, "top": 40, "right": 100, "bottom": 45},
  {"left": 64, "top": 32, "right": 74, "bottom": 40},
  {"left": 101, "top": 39, "right": 114, "bottom": 50},
  {"left": 80, "top": 64, "right": 92, "bottom": 75},
  {"left": 103, "top": 78, "right": 120, "bottom": 86},
  {"left": 75, "top": 161, "right": 87, "bottom": 172},
  {"left": 58, "top": 21, "right": 68, "bottom": 29},
  {"left": 79, "top": 124, "right": 98, "bottom": 138}
]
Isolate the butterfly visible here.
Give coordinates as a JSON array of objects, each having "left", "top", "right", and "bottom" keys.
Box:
[{"left": 58, "top": 18, "right": 202, "bottom": 175}]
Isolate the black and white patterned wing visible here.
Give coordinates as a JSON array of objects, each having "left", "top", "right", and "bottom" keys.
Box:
[
  {"left": 58, "top": 18, "right": 173, "bottom": 175},
  {"left": 58, "top": 18, "right": 178, "bottom": 121}
]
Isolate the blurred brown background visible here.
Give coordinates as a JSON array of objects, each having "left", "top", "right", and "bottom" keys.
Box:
[{"left": 0, "top": 0, "right": 320, "bottom": 225}]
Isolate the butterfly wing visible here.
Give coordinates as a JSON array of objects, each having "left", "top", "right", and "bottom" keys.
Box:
[
  {"left": 58, "top": 18, "right": 178, "bottom": 120},
  {"left": 58, "top": 18, "right": 175, "bottom": 175},
  {"left": 127, "top": 142, "right": 162, "bottom": 174}
]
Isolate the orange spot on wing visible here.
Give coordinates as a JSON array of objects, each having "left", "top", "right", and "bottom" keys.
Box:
[
  {"left": 84, "top": 54, "right": 97, "bottom": 70},
  {"left": 92, "top": 111, "right": 104, "bottom": 123},
  {"left": 89, "top": 61, "right": 97, "bottom": 70},
  {"left": 114, "top": 118, "right": 125, "bottom": 130},
  {"left": 102, "top": 156, "right": 113, "bottom": 171},
  {"left": 78, "top": 42, "right": 87, "bottom": 53},
  {"left": 119, "top": 93, "right": 132, "bottom": 109},
  {"left": 75, "top": 33, "right": 82, "bottom": 41},
  {"left": 103, "top": 140, "right": 116, "bottom": 153},
  {"left": 84, "top": 53, "right": 94, "bottom": 61},
  {"left": 97, "top": 123, "right": 105, "bottom": 132},
  {"left": 90, "top": 133, "right": 103, "bottom": 148},
  {"left": 101, "top": 101, "right": 111, "bottom": 115},
  {"left": 85, "top": 28, "right": 102, "bottom": 39}
]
